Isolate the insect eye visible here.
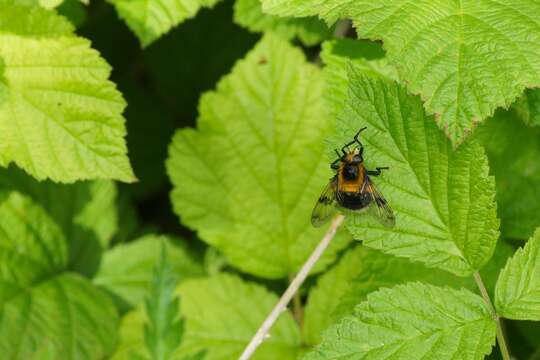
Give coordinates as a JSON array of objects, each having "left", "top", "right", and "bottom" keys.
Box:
[{"left": 353, "top": 155, "right": 362, "bottom": 162}]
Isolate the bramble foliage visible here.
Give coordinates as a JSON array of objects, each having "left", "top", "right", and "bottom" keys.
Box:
[
  {"left": 1, "top": 0, "right": 540, "bottom": 359},
  {"left": 167, "top": 34, "right": 351, "bottom": 278},
  {"left": 261, "top": 0, "right": 540, "bottom": 146},
  {"left": 108, "top": 0, "right": 221, "bottom": 47},
  {"left": 306, "top": 283, "right": 496, "bottom": 360},
  {"left": 0, "top": 1, "right": 134, "bottom": 182}
]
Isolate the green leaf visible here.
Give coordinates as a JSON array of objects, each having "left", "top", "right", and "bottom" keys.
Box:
[
  {"left": 0, "top": 166, "right": 118, "bottom": 276},
  {"left": 167, "top": 34, "right": 350, "bottom": 279},
  {"left": 477, "top": 110, "right": 540, "bottom": 240},
  {"left": 263, "top": 0, "right": 540, "bottom": 145},
  {"left": 260, "top": 0, "right": 346, "bottom": 23},
  {"left": 112, "top": 309, "right": 149, "bottom": 360},
  {"left": 0, "top": 58, "right": 6, "bottom": 107},
  {"left": 305, "top": 283, "right": 496, "bottom": 360},
  {"left": 331, "top": 70, "right": 498, "bottom": 276},
  {"left": 234, "top": 0, "right": 332, "bottom": 46},
  {"left": 495, "top": 228, "right": 540, "bottom": 320},
  {"left": 174, "top": 274, "right": 300, "bottom": 360},
  {"left": 0, "top": 2, "right": 135, "bottom": 183},
  {"left": 108, "top": 0, "right": 222, "bottom": 47},
  {"left": 16, "top": 0, "right": 79, "bottom": 9},
  {"left": 144, "top": 244, "right": 183, "bottom": 360},
  {"left": 113, "top": 308, "right": 202, "bottom": 360},
  {"left": 94, "top": 235, "right": 204, "bottom": 311},
  {"left": 57, "top": 0, "right": 88, "bottom": 28},
  {"left": 304, "top": 240, "right": 514, "bottom": 346},
  {"left": 0, "top": 192, "right": 118, "bottom": 359},
  {"left": 303, "top": 246, "right": 471, "bottom": 346},
  {"left": 320, "top": 38, "right": 397, "bottom": 119},
  {"left": 514, "top": 89, "right": 540, "bottom": 127},
  {"left": 39, "top": 0, "right": 64, "bottom": 8}
]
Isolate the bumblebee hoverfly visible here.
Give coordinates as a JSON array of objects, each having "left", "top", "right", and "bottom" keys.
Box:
[{"left": 311, "top": 127, "right": 395, "bottom": 227}]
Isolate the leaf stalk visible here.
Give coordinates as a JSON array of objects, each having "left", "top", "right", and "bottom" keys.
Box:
[{"left": 473, "top": 272, "right": 511, "bottom": 360}]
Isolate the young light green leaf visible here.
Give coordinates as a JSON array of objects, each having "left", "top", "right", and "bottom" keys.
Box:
[
  {"left": 0, "top": 58, "right": 6, "bottom": 107},
  {"left": 0, "top": 166, "right": 118, "bottom": 276},
  {"left": 321, "top": 39, "right": 397, "bottom": 119},
  {"left": 167, "top": 34, "right": 350, "bottom": 279},
  {"left": 111, "top": 309, "right": 149, "bottom": 360},
  {"left": 108, "top": 0, "right": 221, "bottom": 47},
  {"left": 0, "top": 192, "right": 118, "bottom": 359},
  {"left": 174, "top": 274, "right": 300, "bottom": 360},
  {"left": 39, "top": 0, "right": 63, "bottom": 8},
  {"left": 0, "top": 2, "right": 135, "bottom": 183},
  {"left": 234, "top": 0, "right": 332, "bottom": 46},
  {"left": 144, "top": 244, "right": 183, "bottom": 360},
  {"left": 495, "top": 228, "right": 540, "bottom": 320},
  {"left": 263, "top": 0, "right": 540, "bottom": 145},
  {"left": 514, "top": 89, "right": 540, "bottom": 127},
  {"left": 261, "top": 0, "right": 347, "bottom": 23},
  {"left": 11, "top": 0, "right": 88, "bottom": 10},
  {"left": 94, "top": 235, "right": 204, "bottom": 311},
  {"left": 305, "top": 283, "right": 496, "bottom": 360},
  {"left": 331, "top": 70, "right": 498, "bottom": 276},
  {"left": 112, "top": 308, "right": 203, "bottom": 360},
  {"left": 476, "top": 110, "right": 540, "bottom": 240}
]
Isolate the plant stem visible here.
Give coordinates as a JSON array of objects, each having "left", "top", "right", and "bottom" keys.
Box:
[
  {"left": 239, "top": 214, "right": 345, "bottom": 360},
  {"left": 333, "top": 19, "right": 352, "bottom": 38},
  {"left": 473, "top": 272, "right": 511, "bottom": 360},
  {"left": 290, "top": 274, "right": 304, "bottom": 327}
]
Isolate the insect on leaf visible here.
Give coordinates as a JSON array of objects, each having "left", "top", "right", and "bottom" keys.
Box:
[{"left": 330, "top": 68, "right": 498, "bottom": 276}]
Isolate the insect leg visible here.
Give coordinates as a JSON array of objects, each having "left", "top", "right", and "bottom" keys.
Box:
[
  {"left": 331, "top": 158, "right": 340, "bottom": 170},
  {"left": 366, "top": 167, "right": 389, "bottom": 176}
]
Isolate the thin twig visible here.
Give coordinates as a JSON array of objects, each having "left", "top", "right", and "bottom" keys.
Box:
[
  {"left": 473, "top": 272, "right": 511, "bottom": 360},
  {"left": 239, "top": 214, "right": 345, "bottom": 360},
  {"left": 291, "top": 274, "right": 304, "bottom": 327}
]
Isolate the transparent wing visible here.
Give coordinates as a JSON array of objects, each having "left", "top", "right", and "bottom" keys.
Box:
[
  {"left": 311, "top": 177, "right": 338, "bottom": 227},
  {"left": 362, "top": 177, "right": 395, "bottom": 227}
]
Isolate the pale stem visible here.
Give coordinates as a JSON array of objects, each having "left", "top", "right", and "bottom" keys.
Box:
[
  {"left": 290, "top": 274, "right": 304, "bottom": 327},
  {"left": 239, "top": 214, "right": 345, "bottom": 360},
  {"left": 333, "top": 19, "right": 352, "bottom": 38},
  {"left": 473, "top": 272, "right": 511, "bottom": 360}
]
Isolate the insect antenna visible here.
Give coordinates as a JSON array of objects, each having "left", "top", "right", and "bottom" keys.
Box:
[{"left": 341, "top": 126, "right": 368, "bottom": 155}]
